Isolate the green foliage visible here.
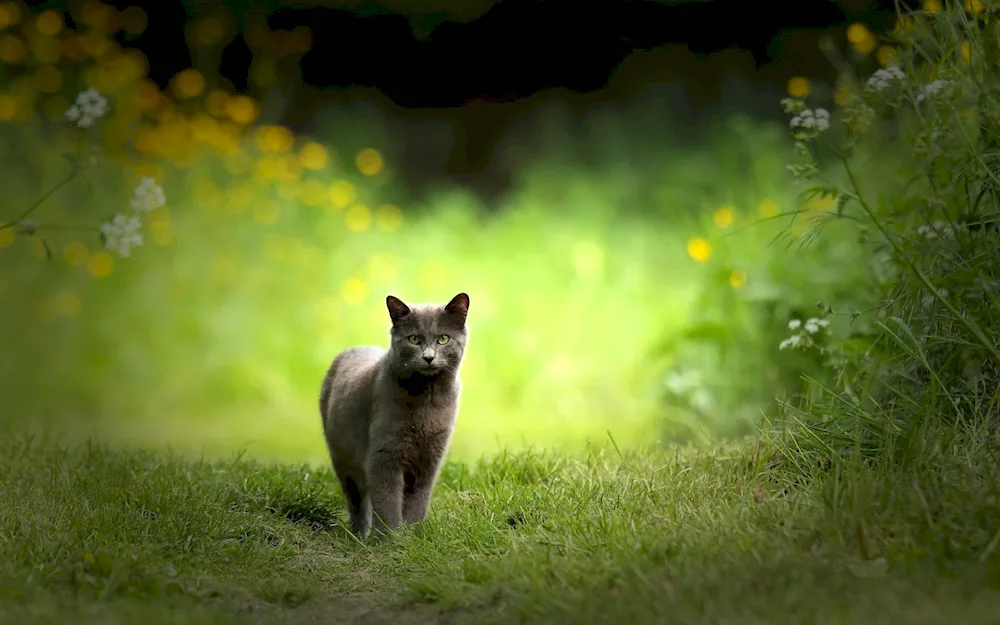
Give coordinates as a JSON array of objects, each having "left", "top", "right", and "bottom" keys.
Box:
[{"left": 767, "top": 0, "right": 1000, "bottom": 555}]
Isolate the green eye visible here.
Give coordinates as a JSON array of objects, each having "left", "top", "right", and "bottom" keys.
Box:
[
  {"left": 437, "top": 335, "right": 450, "bottom": 345},
  {"left": 407, "top": 335, "right": 421, "bottom": 345}
]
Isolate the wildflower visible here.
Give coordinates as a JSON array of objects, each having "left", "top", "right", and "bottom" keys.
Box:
[
  {"left": 916, "top": 220, "right": 955, "bottom": 239},
  {"left": 788, "top": 319, "right": 802, "bottom": 330},
  {"left": 130, "top": 176, "right": 166, "bottom": 213},
  {"left": 779, "top": 334, "right": 804, "bottom": 350},
  {"left": 790, "top": 108, "right": 831, "bottom": 132},
  {"left": 866, "top": 66, "right": 905, "bottom": 90},
  {"left": 100, "top": 213, "right": 143, "bottom": 258},
  {"left": 915, "top": 79, "right": 952, "bottom": 104},
  {"left": 65, "top": 87, "right": 108, "bottom": 128},
  {"left": 804, "top": 317, "right": 830, "bottom": 334}
]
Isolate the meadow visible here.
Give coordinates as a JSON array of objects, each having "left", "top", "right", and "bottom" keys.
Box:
[{"left": 2, "top": 0, "right": 1000, "bottom": 623}]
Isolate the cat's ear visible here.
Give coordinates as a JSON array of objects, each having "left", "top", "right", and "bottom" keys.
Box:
[
  {"left": 386, "top": 295, "right": 411, "bottom": 324},
  {"left": 444, "top": 292, "right": 470, "bottom": 324}
]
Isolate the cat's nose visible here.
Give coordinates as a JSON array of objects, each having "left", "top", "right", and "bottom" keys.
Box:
[{"left": 423, "top": 355, "right": 434, "bottom": 364}]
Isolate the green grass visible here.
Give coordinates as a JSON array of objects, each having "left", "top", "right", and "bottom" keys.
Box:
[{"left": 3, "top": 432, "right": 999, "bottom": 625}]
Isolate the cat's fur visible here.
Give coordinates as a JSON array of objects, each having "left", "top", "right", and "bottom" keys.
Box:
[{"left": 319, "top": 292, "right": 470, "bottom": 538}]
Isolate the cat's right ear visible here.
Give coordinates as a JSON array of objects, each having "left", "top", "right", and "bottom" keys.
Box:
[{"left": 386, "top": 295, "right": 411, "bottom": 324}]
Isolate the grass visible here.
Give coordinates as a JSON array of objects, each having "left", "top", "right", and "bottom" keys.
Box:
[{"left": 3, "top": 430, "right": 999, "bottom": 625}]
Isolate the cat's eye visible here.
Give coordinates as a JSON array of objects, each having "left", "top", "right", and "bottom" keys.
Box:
[
  {"left": 407, "top": 335, "right": 421, "bottom": 345},
  {"left": 437, "top": 335, "right": 450, "bottom": 345}
]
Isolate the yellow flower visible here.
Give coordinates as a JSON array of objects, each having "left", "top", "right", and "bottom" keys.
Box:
[
  {"left": 961, "top": 41, "right": 971, "bottom": 63},
  {"left": 728, "top": 269, "right": 748, "bottom": 289},
  {"left": 686, "top": 237, "right": 711, "bottom": 262},
  {"left": 713, "top": 206, "right": 735, "bottom": 228},
  {"left": 787, "top": 77, "right": 810, "bottom": 98},
  {"left": 226, "top": 95, "right": 259, "bottom": 125},
  {"left": 847, "top": 23, "right": 877, "bottom": 55},
  {"left": 923, "top": 0, "right": 942, "bottom": 14},
  {"left": 876, "top": 45, "right": 896, "bottom": 67},
  {"left": 0, "top": 93, "right": 16, "bottom": 120},
  {"left": 0, "top": 227, "right": 13, "bottom": 247},
  {"left": 355, "top": 148, "right": 384, "bottom": 176}
]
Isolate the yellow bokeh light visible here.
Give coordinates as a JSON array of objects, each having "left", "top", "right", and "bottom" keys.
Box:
[
  {"left": 965, "top": 0, "right": 986, "bottom": 13},
  {"left": 345, "top": 204, "right": 372, "bottom": 232},
  {"left": 713, "top": 206, "right": 735, "bottom": 228},
  {"left": 250, "top": 58, "right": 276, "bottom": 88},
  {"left": 253, "top": 201, "right": 281, "bottom": 225},
  {"left": 834, "top": 83, "right": 854, "bottom": 107},
  {"left": 34, "top": 65, "right": 62, "bottom": 94},
  {"left": 120, "top": 6, "right": 147, "bottom": 35},
  {"left": 194, "top": 17, "right": 226, "bottom": 47},
  {"left": 0, "top": 227, "right": 13, "bottom": 247},
  {"left": 787, "top": 76, "right": 810, "bottom": 98},
  {"left": 418, "top": 261, "right": 447, "bottom": 291},
  {"left": 64, "top": 241, "right": 89, "bottom": 265},
  {"left": 367, "top": 252, "right": 399, "bottom": 283},
  {"left": 847, "top": 23, "right": 877, "bottom": 55},
  {"left": 961, "top": 41, "right": 971, "bottom": 63},
  {"left": 226, "top": 95, "right": 259, "bottom": 124},
  {"left": 299, "top": 141, "right": 328, "bottom": 170},
  {"left": 923, "top": 0, "right": 942, "bottom": 13},
  {"left": 150, "top": 218, "right": 173, "bottom": 246},
  {"left": 35, "top": 10, "right": 63, "bottom": 36},
  {"left": 686, "top": 237, "right": 711, "bottom": 262},
  {"left": 0, "top": 35, "right": 27, "bottom": 64},
  {"left": 54, "top": 290, "right": 82, "bottom": 317},
  {"left": 728, "top": 269, "right": 748, "bottom": 289},
  {"left": 88, "top": 251, "right": 114, "bottom": 278},
  {"left": 340, "top": 277, "right": 367, "bottom": 305},
  {"left": 356, "top": 147, "right": 384, "bottom": 176},
  {"left": 0, "top": 93, "right": 16, "bottom": 121},
  {"left": 758, "top": 198, "right": 780, "bottom": 218},
  {"left": 32, "top": 35, "right": 62, "bottom": 64},
  {"left": 172, "top": 68, "right": 205, "bottom": 99},
  {"left": 205, "top": 89, "right": 229, "bottom": 117},
  {"left": 255, "top": 124, "right": 294, "bottom": 153},
  {"left": 329, "top": 180, "right": 356, "bottom": 208},
  {"left": 876, "top": 46, "right": 896, "bottom": 67},
  {"left": 375, "top": 204, "right": 403, "bottom": 231},
  {"left": 0, "top": 2, "right": 21, "bottom": 29}
]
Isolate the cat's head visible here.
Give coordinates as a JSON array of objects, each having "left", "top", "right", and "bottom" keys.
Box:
[{"left": 385, "top": 293, "right": 470, "bottom": 375}]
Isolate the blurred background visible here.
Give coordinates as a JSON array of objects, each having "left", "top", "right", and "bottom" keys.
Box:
[{"left": 0, "top": 0, "right": 904, "bottom": 463}]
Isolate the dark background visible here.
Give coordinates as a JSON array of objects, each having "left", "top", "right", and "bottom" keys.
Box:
[{"left": 40, "top": 0, "right": 911, "bottom": 200}]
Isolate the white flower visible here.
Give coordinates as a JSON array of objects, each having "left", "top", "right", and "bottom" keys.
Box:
[
  {"left": 788, "top": 319, "right": 802, "bottom": 330},
  {"left": 916, "top": 80, "right": 952, "bottom": 104},
  {"left": 66, "top": 87, "right": 109, "bottom": 129},
  {"left": 779, "top": 334, "right": 804, "bottom": 351},
  {"left": 866, "top": 66, "right": 905, "bottom": 91},
  {"left": 790, "top": 108, "right": 831, "bottom": 133},
  {"left": 804, "top": 319, "right": 820, "bottom": 334},
  {"left": 100, "top": 213, "right": 143, "bottom": 258},
  {"left": 130, "top": 176, "right": 166, "bottom": 213}
]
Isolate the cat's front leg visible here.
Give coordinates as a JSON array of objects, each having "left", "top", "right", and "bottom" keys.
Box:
[{"left": 366, "top": 453, "right": 404, "bottom": 534}]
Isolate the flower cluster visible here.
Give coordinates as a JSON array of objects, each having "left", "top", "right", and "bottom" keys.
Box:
[
  {"left": 779, "top": 317, "right": 830, "bottom": 351},
  {"left": 916, "top": 220, "right": 956, "bottom": 240},
  {"left": 100, "top": 176, "right": 167, "bottom": 258},
  {"left": 866, "top": 66, "right": 905, "bottom": 91},
  {"left": 65, "top": 88, "right": 109, "bottom": 129},
  {"left": 790, "top": 108, "right": 831, "bottom": 133},
  {"left": 915, "top": 79, "right": 953, "bottom": 104}
]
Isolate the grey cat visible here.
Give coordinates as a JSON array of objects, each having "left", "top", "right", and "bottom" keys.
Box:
[{"left": 319, "top": 292, "right": 470, "bottom": 539}]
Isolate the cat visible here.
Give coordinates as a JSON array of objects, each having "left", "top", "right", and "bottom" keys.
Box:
[{"left": 319, "top": 292, "right": 470, "bottom": 539}]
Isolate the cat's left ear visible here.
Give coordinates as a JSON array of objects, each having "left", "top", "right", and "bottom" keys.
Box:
[{"left": 444, "top": 292, "right": 470, "bottom": 325}]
